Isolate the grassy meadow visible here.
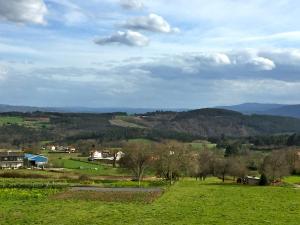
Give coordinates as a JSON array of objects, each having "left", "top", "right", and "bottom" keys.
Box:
[{"left": 0, "top": 178, "right": 299, "bottom": 225}]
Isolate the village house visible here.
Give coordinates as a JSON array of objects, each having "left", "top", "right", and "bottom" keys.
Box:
[
  {"left": 89, "top": 150, "right": 124, "bottom": 162},
  {"left": 0, "top": 151, "right": 24, "bottom": 169}
]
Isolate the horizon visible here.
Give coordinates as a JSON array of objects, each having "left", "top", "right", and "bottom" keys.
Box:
[{"left": 1, "top": 0, "right": 300, "bottom": 108}]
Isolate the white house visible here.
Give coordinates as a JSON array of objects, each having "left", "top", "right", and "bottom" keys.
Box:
[{"left": 89, "top": 150, "right": 124, "bottom": 161}]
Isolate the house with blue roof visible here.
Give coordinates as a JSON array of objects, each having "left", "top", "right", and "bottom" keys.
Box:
[{"left": 24, "top": 154, "right": 48, "bottom": 168}]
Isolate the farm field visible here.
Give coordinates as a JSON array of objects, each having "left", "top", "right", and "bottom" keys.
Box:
[
  {"left": 0, "top": 116, "right": 50, "bottom": 128},
  {"left": 0, "top": 178, "right": 299, "bottom": 225}
]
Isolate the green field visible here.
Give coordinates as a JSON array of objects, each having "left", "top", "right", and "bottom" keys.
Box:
[
  {"left": 188, "top": 140, "right": 217, "bottom": 150},
  {"left": 0, "top": 116, "right": 23, "bottom": 125},
  {"left": 0, "top": 116, "right": 50, "bottom": 128},
  {"left": 45, "top": 153, "right": 130, "bottom": 176},
  {"left": 0, "top": 178, "right": 299, "bottom": 225},
  {"left": 283, "top": 176, "right": 300, "bottom": 184}
]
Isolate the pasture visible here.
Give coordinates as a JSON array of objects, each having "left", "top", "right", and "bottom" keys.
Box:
[{"left": 0, "top": 178, "right": 299, "bottom": 225}]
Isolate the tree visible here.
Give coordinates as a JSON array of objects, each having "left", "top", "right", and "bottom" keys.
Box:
[
  {"left": 227, "top": 157, "right": 248, "bottom": 181},
  {"left": 214, "top": 157, "right": 230, "bottom": 182},
  {"left": 154, "top": 140, "right": 189, "bottom": 184},
  {"left": 196, "top": 149, "right": 215, "bottom": 180},
  {"left": 224, "top": 144, "right": 240, "bottom": 157},
  {"left": 120, "top": 141, "right": 154, "bottom": 187},
  {"left": 262, "top": 150, "right": 290, "bottom": 182},
  {"left": 259, "top": 174, "right": 269, "bottom": 186}
]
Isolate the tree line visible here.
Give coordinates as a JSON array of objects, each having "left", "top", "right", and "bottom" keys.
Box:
[{"left": 119, "top": 140, "right": 300, "bottom": 186}]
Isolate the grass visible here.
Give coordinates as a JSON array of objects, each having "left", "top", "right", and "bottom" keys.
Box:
[
  {"left": 0, "top": 116, "right": 50, "bottom": 128},
  {"left": 0, "top": 116, "right": 23, "bottom": 126},
  {"left": 188, "top": 140, "right": 217, "bottom": 151},
  {"left": 283, "top": 175, "right": 300, "bottom": 184},
  {"left": 51, "top": 158, "right": 129, "bottom": 176},
  {"left": 0, "top": 178, "right": 299, "bottom": 225}
]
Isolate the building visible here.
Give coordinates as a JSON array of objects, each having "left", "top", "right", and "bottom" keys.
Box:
[
  {"left": 24, "top": 154, "right": 48, "bottom": 168},
  {"left": 89, "top": 150, "right": 124, "bottom": 161},
  {"left": 48, "top": 145, "right": 76, "bottom": 153},
  {"left": 244, "top": 176, "right": 261, "bottom": 185},
  {"left": 0, "top": 151, "right": 24, "bottom": 169}
]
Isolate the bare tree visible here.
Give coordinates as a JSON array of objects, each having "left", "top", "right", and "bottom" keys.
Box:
[
  {"left": 196, "top": 149, "right": 215, "bottom": 180},
  {"left": 120, "top": 141, "right": 154, "bottom": 187},
  {"left": 262, "top": 150, "right": 290, "bottom": 182},
  {"left": 213, "top": 157, "right": 230, "bottom": 182},
  {"left": 227, "top": 157, "right": 248, "bottom": 181},
  {"left": 154, "top": 140, "right": 189, "bottom": 184}
]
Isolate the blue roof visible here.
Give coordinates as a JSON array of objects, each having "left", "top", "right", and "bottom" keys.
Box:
[{"left": 25, "top": 154, "right": 48, "bottom": 163}]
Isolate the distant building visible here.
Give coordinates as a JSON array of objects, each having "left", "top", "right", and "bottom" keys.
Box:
[
  {"left": 89, "top": 150, "right": 124, "bottom": 161},
  {"left": 0, "top": 151, "right": 24, "bottom": 169},
  {"left": 49, "top": 145, "right": 76, "bottom": 153},
  {"left": 24, "top": 154, "right": 48, "bottom": 168},
  {"left": 244, "top": 176, "right": 261, "bottom": 185}
]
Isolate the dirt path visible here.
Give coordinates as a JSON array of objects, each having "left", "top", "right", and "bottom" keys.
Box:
[{"left": 70, "top": 186, "right": 162, "bottom": 192}]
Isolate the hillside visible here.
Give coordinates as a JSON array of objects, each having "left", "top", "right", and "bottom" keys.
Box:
[
  {"left": 2, "top": 109, "right": 300, "bottom": 148},
  {"left": 133, "top": 108, "right": 300, "bottom": 137}
]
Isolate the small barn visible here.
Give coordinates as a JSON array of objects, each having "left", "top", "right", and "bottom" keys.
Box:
[
  {"left": 24, "top": 154, "right": 48, "bottom": 168},
  {"left": 245, "top": 176, "right": 261, "bottom": 185}
]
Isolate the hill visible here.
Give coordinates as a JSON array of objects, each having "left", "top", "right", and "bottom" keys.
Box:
[
  {"left": 133, "top": 108, "right": 300, "bottom": 137},
  {"left": 2, "top": 109, "right": 300, "bottom": 148}
]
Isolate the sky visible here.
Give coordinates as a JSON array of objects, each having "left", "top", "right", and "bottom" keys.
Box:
[{"left": 0, "top": 0, "right": 300, "bottom": 108}]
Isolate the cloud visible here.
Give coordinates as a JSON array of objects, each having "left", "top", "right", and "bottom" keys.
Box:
[
  {"left": 122, "top": 13, "right": 180, "bottom": 33},
  {"left": 0, "top": 65, "right": 7, "bottom": 81},
  {"left": 248, "top": 57, "right": 276, "bottom": 71},
  {"left": 0, "top": 0, "right": 47, "bottom": 25},
  {"left": 120, "top": 0, "right": 144, "bottom": 10},
  {"left": 94, "top": 30, "right": 149, "bottom": 47}
]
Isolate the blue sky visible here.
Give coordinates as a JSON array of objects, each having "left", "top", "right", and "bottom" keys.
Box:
[{"left": 1, "top": 0, "right": 300, "bottom": 108}]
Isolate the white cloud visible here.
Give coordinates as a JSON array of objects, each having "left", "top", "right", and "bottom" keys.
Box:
[
  {"left": 94, "top": 30, "right": 149, "bottom": 47},
  {"left": 0, "top": 0, "right": 47, "bottom": 25},
  {"left": 120, "top": 0, "right": 144, "bottom": 10},
  {"left": 226, "top": 50, "right": 276, "bottom": 71},
  {"left": 249, "top": 57, "right": 276, "bottom": 71},
  {"left": 123, "top": 13, "right": 180, "bottom": 33}
]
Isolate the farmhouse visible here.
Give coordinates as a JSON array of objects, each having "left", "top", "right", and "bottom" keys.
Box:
[
  {"left": 89, "top": 150, "right": 124, "bottom": 161},
  {"left": 0, "top": 151, "right": 24, "bottom": 169},
  {"left": 24, "top": 154, "right": 48, "bottom": 168}
]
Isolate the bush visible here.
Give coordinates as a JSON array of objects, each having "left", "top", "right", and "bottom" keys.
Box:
[{"left": 259, "top": 174, "right": 269, "bottom": 186}]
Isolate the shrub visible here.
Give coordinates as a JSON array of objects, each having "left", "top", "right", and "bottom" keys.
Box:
[{"left": 259, "top": 174, "right": 269, "bottom": 186}]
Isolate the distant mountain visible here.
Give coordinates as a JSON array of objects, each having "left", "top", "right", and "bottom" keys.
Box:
[
  {"left": 0, "top": 104, "right": 187, "bottom": 114},
  {"left": 126, "top": 108, "right": 300, "bottom": 137},
  {"left": 217, "top": 103, "right": 300, "bottom": 118},
  {"left": 217, "top": 103, "right": 286, "bottom": 114},
  {"left": 263, "top": 105, "right": 300, "bottom": 118}
]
